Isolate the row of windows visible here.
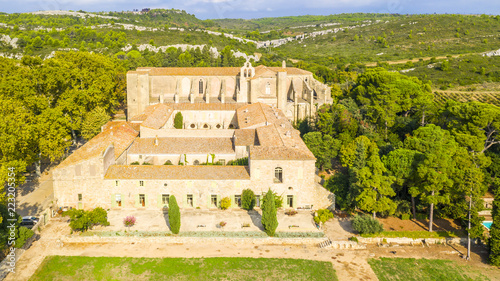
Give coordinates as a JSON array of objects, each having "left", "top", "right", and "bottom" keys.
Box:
[
  {"left": 115, "top": 167, "right": 284, "bottom": 188},
  {"left": 77, "top": 193, "right": 295, "bottom": 208}
]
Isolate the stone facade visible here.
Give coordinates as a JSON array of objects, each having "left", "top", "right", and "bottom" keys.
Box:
[
  {"left": 53, "top": 66, "right": 335, "bottom": 212},
  {"left": 126, "top": 61, "right": 332, "bottom": 123}
]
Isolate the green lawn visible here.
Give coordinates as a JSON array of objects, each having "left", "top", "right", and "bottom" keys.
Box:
[
  {"left": 368, "top": 258, "right": 491, "bottom": 281},
  {"left": 30, "top": 256, "right": 338, "bottom": 281}
]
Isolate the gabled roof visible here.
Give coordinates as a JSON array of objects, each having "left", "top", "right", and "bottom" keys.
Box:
[
  {"left": 128, "top": 137, "right": 235, "bottom": 155},
  {"left": 57, "top": 122, "right": 139, "bottom": 168},
  {"left": 141, "top": 104, "right": 173, "bottom": 129},
  {"left": 105, "top": 165, "right": 250, "bottom": 180},
  {"left": 133, "top": 67, "right": 241, "bottom": 76},
  {"left": 234, "top": 129, "right": 257, "bottom": 146}
]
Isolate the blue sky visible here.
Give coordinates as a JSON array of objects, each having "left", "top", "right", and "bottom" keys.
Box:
[{"left": 1, "top": 0, "right": 499, "bottom": 19}]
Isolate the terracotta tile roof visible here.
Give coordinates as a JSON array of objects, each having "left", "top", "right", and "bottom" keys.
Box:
[
  {"left": 128, "top": 137, "right": 235, "bottom": 155},
  {"left": 136, "top": 67, "right": 241, "bottom": 76},
  {"left": 130, "top": 103, "right": 167, "bottom": 122},
  {"left": 236, "top": 103, "right": 269, "bottom": 129},
  {"left": 130, "top": 66, "right": 311, "bottom": 77},
  {"left": 102, "top": 121, "right": 139, "bottom": 133},
  {"left": 105, "top": 165, "right": 250, "bottom": 180},
  {"left": 57, "top": 122, "right": 139, "bottom": 168},
  {"left": 234, "top": 129, "right": 257, "bottom": 146},
  {"left": 250, "top": 146, "right": 315, "bottom": 160},
  {"left": 256, "top": 125, "right": 284, "bottom": 147},
  {"left": 141, "top": 104, "right": 173, "bottom": 129},
  {"left": 166, "top": 103, "right": 246, "bottom": 111}
]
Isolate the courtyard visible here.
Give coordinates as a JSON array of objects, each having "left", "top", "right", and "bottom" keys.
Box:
[{"left": 101, "top": 208, "right": 321, "bottom": 233}]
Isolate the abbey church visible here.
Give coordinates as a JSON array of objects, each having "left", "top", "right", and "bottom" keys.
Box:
[
  {"left": 127, "top": 61, "right": 332, "bottom": 124},
  {"left": 52, "top": 62, "right": 334, "bottom": 211}
]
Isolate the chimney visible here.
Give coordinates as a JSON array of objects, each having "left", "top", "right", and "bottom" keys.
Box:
[
  {"left": 154, "top": 135, "right": 159, "bottom": 146},
  {"left": 282, "top": 60, "right": 286, "bottom": 68}
]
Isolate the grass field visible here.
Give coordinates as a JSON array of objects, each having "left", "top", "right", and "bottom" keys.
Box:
[
  {"left": 30, "top": 256, "right": 338, "bottom": 281},
  {"left": 368, "top": 258, "right": 490, "bottom": 281}
]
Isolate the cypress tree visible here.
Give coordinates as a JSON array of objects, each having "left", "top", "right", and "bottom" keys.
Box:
[
  {"left": 489, "top": 183, "right": 500, "bottom": 265},
  {"left": 174, "top": 112, "right": 183, "bottom": 129},
  {"left": 261, "top": 189, "right": 278, "bottom": 236},
  {"left": 168, "top": 195, "right": 181, "bottom": 234}
]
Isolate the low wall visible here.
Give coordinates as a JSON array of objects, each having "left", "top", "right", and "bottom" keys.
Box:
[
  {"left": 358, "top": 237, "right": 467, "bottom": 245},
  {"left": 60, "top": 235, "right": 325, "bottom": 246}
]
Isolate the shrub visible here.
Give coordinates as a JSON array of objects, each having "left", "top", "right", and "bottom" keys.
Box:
[
  {"left": 262, "top": 189, "right": 279, "bottom": 236},
  {"left": 15, "top": 226, "right": 34, "bottom": 248},
  {"left": 123, "top": 216, "right": 136, "bottom": 227},
  {"left": 130, "top": 161, "right": 140, "bottom": 165},
  {"left": 63, "top": 207, "right": 110, "bottom": 232},
  {"left": 314, "top": 209, "right": 334, "bottom": 224},
  {"left": 174, "top": 112, "right": 183, "bottom": 129},
  {"left": 489, "top": 182, "right": 500, "bottom": 266},
  {"left": 163, "top": 160, "right": 173, "bottom": 165},
  {"left": 227, "top": 157, "right": 248, "bottom": 166},
  {"left": 285, "top": 209, "right": 298, "bottom": 216},
  {"left": 349, "top": 236, "right": 359, "bottom": 243},
  {"left": 219, "top": 221, "right": 227, "bottom": 227},
  {"left": 241, "top": 189, "right": 255, "bottom": 210},
  {"left": 261, "top": 191, "right": 283, "bottom": 209},
  {"left": 351, "top": 214, "right": 384, "bottom": 235},
  {"left": 168, "top": 195, "right": 181, "bottom": 234},
  {"left": 401, "top": 214, "right": 411, "bottom": 220},
  {"left": 220, "top": 197, "right": 231, "bottom": 210},
  {"left": 142, "top": 162, "right": 152, "bottom": 165}
]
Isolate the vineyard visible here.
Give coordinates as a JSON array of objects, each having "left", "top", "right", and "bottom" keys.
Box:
[{"left": 433, "top": 91, "right": 500, "bottom": 106}]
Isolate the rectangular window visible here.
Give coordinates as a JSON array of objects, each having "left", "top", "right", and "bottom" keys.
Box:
[
  {"left": 287, "top": 195, "right": 293, "bottom": 208},
  {"left": 115, "top": 180, "right": 119, "bottom": 186},
  {"left": 78, "top": 194, "right": 82, "bottom": 201},
  {"left": 274, "top": 167, "right": 283, "bottom": 183},
  {"left": 255, "top": 195, "right": 260, "bottom": 207},
  {"left": 211, "top": 195, "right": 218, "bottom": 207},
  {"left": 116, "top": 194, "right": 122, "bottom": 207},
  {"left": 139, "top": 194, "right": 145, "bottom": 207},
  {"left": 162, "top": 194, "right": 170, "bottom": 205},
  {"left": 235, "top": 195, "right": 242, "bottom": 207},
  {"left": 187, "top": 194, "right": 193, "bottom": 207},
  {"left": 139, "top": 155, "right": 143, "bottom": 159},
  {"left": 75, "top": 165, "right": 81, "bottom": 176},
  {"left": 139, "top": 181, "right": 144, "bottom": 187}
]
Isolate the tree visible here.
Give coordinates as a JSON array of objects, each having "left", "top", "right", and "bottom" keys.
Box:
[
  {"left": 404, "top": 124, "right": 459, "bottom": 232},
  {"left": 438, "top": 100, "right": 500, "bottom": 155},
  {"left": 382, "top": 148, "right": 423, "bottom": 219},
  {"left": 261, "top": 189, "right": 278, "bottom": 236},
  {"left": 241, "top": 189, "right": 255, "bottom": 210},
  {"left": 340, "top": 136, "right": 397, "bottom": 217},
  {"left": 168, "top": 195, "right": 181, "bottom": 234},
  {"left": 489, "top": 180, "right": 500, "bottom": 266},
  {"left": 174, "top": 112, "right": 183, "bottom": 129},
  {"left": 303, "top": 132, "right": 341, "bottom": 170},
  {"left": 351, "top": 68, "right": 432, "bottom": 139},
  {"left": 81, "top": 107, "right": 110, "bottom": 140}
]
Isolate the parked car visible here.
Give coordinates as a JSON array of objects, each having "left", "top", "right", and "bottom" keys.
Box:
[{"left": 20, "top": 216, "right": 39, "bottom": 228}]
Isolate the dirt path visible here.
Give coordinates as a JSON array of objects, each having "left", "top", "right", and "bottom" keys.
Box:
[
  {"left": 8, "top": 219, "right": 500, "bottom": 281},
  {"left": 6, "top": 219, "right": 377, "bottom": 281}
]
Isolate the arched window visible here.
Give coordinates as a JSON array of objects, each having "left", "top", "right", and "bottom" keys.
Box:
[
  {"left": 199, "top": 79, "right": 203, "bottom": 94},
  {"left": 203, "top": 124, "right": 209, "bottom": 129},
  {"left": 265, "top": 82, "right": 271, "bottom": 95},
  {"left": 215, "top": 124, "right": 221, "bottom": 129},
  {"left": 228, "top": 124, "right": 235, "bottom": 129},
  {"left": 194, "top": 160, "right": 200, "bottom": 165},
  {"left": 190, "top": 124, "right": 196, "bottom": 129},
  {"left": 274, "top": 167, "right": 283, "bottom": 183}
]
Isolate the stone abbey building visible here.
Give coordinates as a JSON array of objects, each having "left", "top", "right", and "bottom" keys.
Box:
[{"left": 52, "top": 63, "right": 334, "bottom": 210}]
